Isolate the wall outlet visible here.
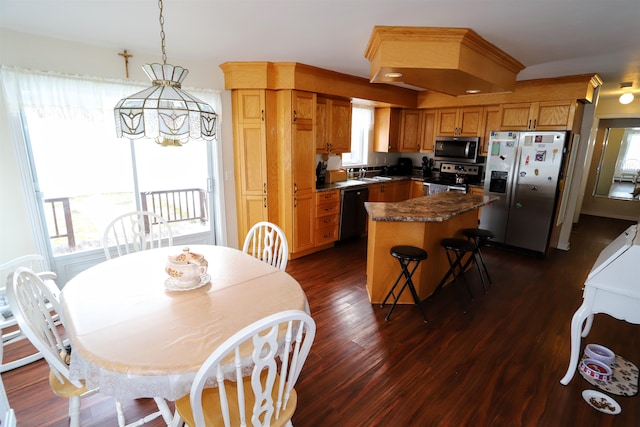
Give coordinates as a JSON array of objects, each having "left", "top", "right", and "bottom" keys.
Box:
[{"left": 225, "top": 170, "right": 234, "bottom": 181}]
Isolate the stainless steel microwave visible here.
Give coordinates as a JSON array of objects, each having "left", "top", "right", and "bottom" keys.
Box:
[{"left": 433, "top": 137, "right": 480, "bottom": 163}]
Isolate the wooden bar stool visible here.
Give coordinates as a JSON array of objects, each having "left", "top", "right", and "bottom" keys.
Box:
[
  {"left": 381, "top": 245, "right": 428, "bottom": 322},
  {"left": 433, "top": 238, "right": 488, "bottom": 313},
  {"left": 461, "top": 228, "right": 494, "bottom": 285}
]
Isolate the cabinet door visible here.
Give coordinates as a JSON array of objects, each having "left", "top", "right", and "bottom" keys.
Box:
[
  {"left": 236, "top": 90, "right": 265, "bottom": 124},
  {"left": 458, "top": 107, "right": 483, "bottom": 136},
  {"left": 500, "top": 103, "right": 533, "bottom": 130},
  {"left": 394, "top": 180, "right": 411, "bottom": 201},
  {"left": 293, "top": 122, "right": 315, "bottom": 194},
  {"left": 399, "top": 109, "right": 422, "bottom": 152},
  {"left": 329, "top": 98, "right": 352, "bottom": 153},
  {"left": 410, "top": 180, "right": 425, "bottom": 198},
  {"left": 293, "top": 192, "right": 314, "bottom": 252},
  {"left": 534, "top": 101, "right": 575, "bottom": 130},
  {"left": 481, "top": 105, "right": 501, "bottom": 155},
  {"left": 237, "top": 124, "right": 266, "bottom": 196},
  {"left": 373, "top": 108, "right": 400, "bottom": 152},
  {"left": 420, "top": 110, "right": 436, "bottom": 153},
  {"left": 315, "top": 97, "right": 328, "bottom": 152},
  {"left": 368, "top": 184, "right": 382, "bottom": 201},
  {"left": 292, "top": 91, "right": 314, "bottom": 125},
  {"left": 436, "top": 108, "right": 459, "bottom": 136}
]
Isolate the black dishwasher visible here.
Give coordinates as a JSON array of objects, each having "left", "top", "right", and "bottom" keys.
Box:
[{"left": 338, "top": 186, "right": 369, "bottom": 241}]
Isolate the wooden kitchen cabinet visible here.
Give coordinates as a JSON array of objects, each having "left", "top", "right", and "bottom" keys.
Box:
[
  {"left": 374, "top": 107, "right": 401, "bottom": 152},
  {"left": 316, "top": 96, "right": 352, "bottom": 153},
  {"left": 480, "top": 105, "right": 502, "bottom": 155},
  {"left": 420, "top": 110, "right": 436, "bottom": 153},
  {"left": 277, "top": 90, "right": 317, "bottom": 256},
  {"left": 232, "top": 89, "right": 277, "bottom": 244},
  {"left": 468, "top": 186, "right": 484, "bottom": 222},
  {"left": 410, "top": 180, "right": 425, "bottom": 199},
  {"left": 368, "top": 181, "right": 410, "bottom": 202},
  {"left": 436, "top": 106, "right": 484, "bottom": 137},
  {"left": 398, "top": 109, "right": 437, "bottom": 153},
  {"left": 314, "top": 190, "right": 340, "bottom": 246},
  {"left": 395, "top": 180, "right": 411, "bottom": 201},
  {"left": 399, "top": 109, "right": 422, "bottom": 152},
  {"left": 500, "top": 100, "right": 575, "bottom": 131}
]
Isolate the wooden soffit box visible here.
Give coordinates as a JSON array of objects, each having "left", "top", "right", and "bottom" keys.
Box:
[
  {"left": 364, "top": 26, "right": 525, "bottom": 96},
  {"left": 417, "top": 73, "right": 603, "bottom": 108},
  {"left": 220, "top": 61, "right": 418, "bottom": 108}
]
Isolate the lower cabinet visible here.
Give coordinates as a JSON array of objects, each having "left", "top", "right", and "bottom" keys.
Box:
[
  {"left": 314, "top": 190, "right": 340, "bottom": 246},
  {"left": 410, "top": 180, "right": 425, "bottom": 198},
  {"left": 469, "top": 186, "right": 484, "bottom": 222}
]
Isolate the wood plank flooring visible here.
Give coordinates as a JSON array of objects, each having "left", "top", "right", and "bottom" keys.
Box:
[{"left": 3, "top": 214, "right": 639, "bottom": 426}]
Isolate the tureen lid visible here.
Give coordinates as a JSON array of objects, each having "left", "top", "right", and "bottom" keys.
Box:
[{"left": 168, "top": 247, "right": 206, "bottom": 265}]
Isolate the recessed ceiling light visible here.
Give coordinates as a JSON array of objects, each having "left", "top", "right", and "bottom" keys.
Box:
[
  {"left": 619, "top": 82, "right": 634, "bottom": 105},
  {"left": 466, "top": 89, "right": 481, "bottom": 94},
  {"left": 384, "top": 72, "right": 404, "bottom": 78},
  {"left": 619, "top": 93, "right": 634, "bottom": 105}
]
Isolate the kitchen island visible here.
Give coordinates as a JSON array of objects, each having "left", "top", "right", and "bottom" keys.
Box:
[{"left": 364, "top": 192, "right": 496, "bottom": 304}]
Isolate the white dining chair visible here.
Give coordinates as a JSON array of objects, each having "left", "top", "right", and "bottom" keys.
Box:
[
  {"left": 0, "top": 254, "right": 59, "bottom": 373},
  {"left": 103, "top": 211, "right": 173, "bottom": 260},
  {"left": 8, "top": 267, "right": 174, "bottom": 427},
  {"left": 242, "top": 221, "right": 289, "bottom": 271},
  {"left": 175, "top": 310, "right": 316, "bottom": 427},
  {"left": 0, "top": 341, "right": 16, "bottom": 427}
]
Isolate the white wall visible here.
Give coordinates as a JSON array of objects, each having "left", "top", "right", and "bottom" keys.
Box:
[{"left": 0, "top": 28, "right": 239, "bottom": 263}]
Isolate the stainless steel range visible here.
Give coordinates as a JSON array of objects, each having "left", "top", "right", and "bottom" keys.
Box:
[{"left": 423, "top": 162, "right": 482, "bottom": 196}]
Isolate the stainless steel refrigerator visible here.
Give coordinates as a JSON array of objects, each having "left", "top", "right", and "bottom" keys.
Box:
[{"left": 480, "top": 131, "right": 568, "bottom": 254}]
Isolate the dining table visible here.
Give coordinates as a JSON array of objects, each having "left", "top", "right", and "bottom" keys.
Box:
[{"left": 61, "top": 245, "right": 309, "bottom": 407}]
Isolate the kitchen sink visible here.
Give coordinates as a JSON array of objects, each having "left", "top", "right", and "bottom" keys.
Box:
[{"left": 361, "top": 176, "right": 392, "bottom": 182}]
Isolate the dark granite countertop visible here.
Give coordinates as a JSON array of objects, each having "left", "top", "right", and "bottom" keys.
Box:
[{"left": 365, "top": 192, "right": 497, "bottom": 222}]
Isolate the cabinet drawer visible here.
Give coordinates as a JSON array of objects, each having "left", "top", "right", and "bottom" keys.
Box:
[
  {"left": 315, "top": 215, "right": 339, "bottom": 230},
  {"left": 315, "top": 225, "right": 338, "bottom": 245},
  {"left": 316, "top": 190, "right": 340, "bottom": 204},
  {"left": 315, "top": 201, "right": 340, "bottom": 217}
]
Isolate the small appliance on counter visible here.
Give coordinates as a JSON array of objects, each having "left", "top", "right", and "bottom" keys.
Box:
[
  {"left": 316, "top": 161, "right": 327, "bottom": 186},
  {"left": 422, "top": 156, "right": 434, "bottom": 178},
  {"left": 397, "top": 157, "right": 413, "bottom": 176}
]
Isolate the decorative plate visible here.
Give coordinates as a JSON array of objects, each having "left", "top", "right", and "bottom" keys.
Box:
[
  {"left": 164, "top": 273, "right": 211, "bottom": 292},
  {"left": 582, "top": 389, "right": 621, "bottom": 414}
]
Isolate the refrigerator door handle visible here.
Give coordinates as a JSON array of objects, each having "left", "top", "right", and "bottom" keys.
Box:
[{"left": 509, "top": 146, "right": 522, "bottom": 206}]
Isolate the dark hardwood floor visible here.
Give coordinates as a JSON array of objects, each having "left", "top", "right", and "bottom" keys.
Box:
[{"left": 3, "top": 214, "right": 639, "bottom": 426}]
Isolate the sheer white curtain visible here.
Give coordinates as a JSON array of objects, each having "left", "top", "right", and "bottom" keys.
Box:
[{"left": 0, "top": 66, "right": 223, "bottom": 263}]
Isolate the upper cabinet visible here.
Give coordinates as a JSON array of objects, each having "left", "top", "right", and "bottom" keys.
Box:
[
  {"left": 420, "top": 110, "right": 436, "bottom": 153},
  {"left": 374, "top": 108, "right": 401, "bottom": 152},
  {"left": 435, "top": 106, "right": 484, "bottom": 137},
  {"left": 399, "top": 109, "right": 422, "bottom": 152},
  {"left": 376, "top": 108, "right": 436, "bottom": 153},
  {"left": 500, "top": 100, "right": 576, "bottom": 131},
  {"left": 316, "top": 96, "right": 352, "bottom": 154}
]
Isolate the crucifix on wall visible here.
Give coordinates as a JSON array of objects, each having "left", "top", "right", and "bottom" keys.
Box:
[{"left": 118, "top": 49, "right": 133, "bottom": 78}]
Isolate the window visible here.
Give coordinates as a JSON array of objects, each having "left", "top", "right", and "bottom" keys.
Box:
[
  {"left": 1, "top": 67, "right": 223, "bottom": 282},
  {"left": 342, "top": 105, "right": 373, "bottom": 166}
]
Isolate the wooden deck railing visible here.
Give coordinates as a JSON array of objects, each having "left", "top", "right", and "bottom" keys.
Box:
[
  {"left": 43, "top": 197, "right": 76, "bottom": 249},
  {"left": 140, "top": 188, "right": 208, "bottom": 232}
]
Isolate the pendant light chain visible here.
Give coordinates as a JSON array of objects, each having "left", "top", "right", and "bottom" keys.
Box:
[{"left": 158, "top": 0, "right": 167, "bottom": 65}]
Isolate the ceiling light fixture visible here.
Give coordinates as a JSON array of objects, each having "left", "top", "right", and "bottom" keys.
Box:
[
  {"left": 384, "top": 72, "right": 404, "bottom": 78},
  {"left": 114, "top": 0, "right": 217, "bottom": 146},
  {"left": 618, "top": 82, "right": 634, "bottom": 105}
]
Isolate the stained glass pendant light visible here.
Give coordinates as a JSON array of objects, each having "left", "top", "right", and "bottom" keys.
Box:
[{"left": 114, "top": 0, "right": 217, "bottom": 146}]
